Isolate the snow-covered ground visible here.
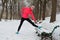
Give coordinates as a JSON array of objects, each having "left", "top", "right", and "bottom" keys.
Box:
[
  {"left": 0, "top": 20, "right": 41, "bottom": 40},
  {"left": 0, "top": 13, "right": 60, "bottom": 40}
]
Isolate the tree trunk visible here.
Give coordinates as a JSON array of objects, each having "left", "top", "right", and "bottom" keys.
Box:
[
  {"left": 34, "top": 0, "right": 39, "bottom": 21},
  {"left": 10, "top": 0, "right": 13, "bottom": 20},
  {"left": 5, "top": 0, "right": 8, "bottom": 19},
  {"left": 18, "top": 0, "right": 21, "bottom": 19},
  {"left": 12, "top": 0, "right": 17, "bottom": 19},
  {"left": 42, "top": 0, "right": 47, "bottom": 20},
  {"left": 39, "top": 0, "right": 43, "bottom": 20},
  {"left": 0, "top": 0, "right": 5, "bottom": 21},
  {"left": 50, "top": 0, "right": 57, "bottom": 22}
]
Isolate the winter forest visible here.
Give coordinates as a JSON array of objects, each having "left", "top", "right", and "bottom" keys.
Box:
[
  {"left": 0, "top": 0, "right": 60, "bottom": 22},
  {"left": 0, "top": 0, "right": 60, "bottom": 40}
]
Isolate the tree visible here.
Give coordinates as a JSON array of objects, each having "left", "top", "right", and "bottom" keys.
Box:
[
  {"left": 10, "top": 0, "right": 13, "bottom": 20},
  {"left": 5, "top": 0, "right": 8, "bottom": 19},
  {"left": 50, "top": 0, "right": 57, "bottom": 22},
  {"left": 0, "top": 0, "right": 8, "bottom": 21},
  {"left": 0, "top": 0, "right": 5, "bottom": 21},
  {"left": 42, "top": 0, "right": 47, "bottom": 20},
  {"left": 34, "top": 0, "right": 39, "bottom": 21},
  {"left": 18, "top": 0, "right": 21, "bottom": 19},
  {"left": 39, "top": 0, "right": 43, "bottom": 20}
]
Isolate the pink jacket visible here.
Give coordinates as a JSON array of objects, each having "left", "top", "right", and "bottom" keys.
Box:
[{"left": 21, "top": 7, "right": 36, "bottom": 22}]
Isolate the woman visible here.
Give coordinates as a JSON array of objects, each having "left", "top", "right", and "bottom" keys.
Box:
[{"left": 16, "top": 5, "right": 41, "bottom": 34}]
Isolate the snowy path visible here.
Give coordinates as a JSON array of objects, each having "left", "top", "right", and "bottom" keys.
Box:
[{"left": 0, "top": 20, "right": 40, "bottom": 40}]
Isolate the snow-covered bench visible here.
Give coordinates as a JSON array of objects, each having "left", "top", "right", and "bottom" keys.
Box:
[{"left": 35, "top": 22, "right": 60, "bottom": 40}]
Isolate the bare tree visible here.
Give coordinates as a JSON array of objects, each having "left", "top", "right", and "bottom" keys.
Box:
[
  {"left": 18, "top": 0, "right": 22, "bottom": 19},
  {"left": 42, "top": 0, "right": 47, "bottom": 20},
  {"left": 50, "top": 0, "right": 57, "bottom": 22},
  {"left": 0, "top": 0, "right": 5, "bottom": 21},
  {"left": 12, "top": 0, "right": 18, "bottom": 19},
  {"left": 5, "top": 0, "right": 8, "bottom": 19},
  {"left": 0, "top": 0, "right": 9, "bottom": 21},
  {"left": 39, "top": 0, "right": 43, "bottom": 20},
  {"left": 9, "top": 0, "right": 13, "bottom": 20},
  {"left": 34, "top": 0, "right": 39, "bottom": 21}
]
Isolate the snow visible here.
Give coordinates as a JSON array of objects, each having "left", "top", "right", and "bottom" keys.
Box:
[
  {"left": 0, "top": 20, "right": 40, "bottom": 40},
  {"left": 0, "top": 13, "right": 60, "bottom": 40}
]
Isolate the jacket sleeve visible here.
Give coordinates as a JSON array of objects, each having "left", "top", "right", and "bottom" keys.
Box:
[{"left": 29, "top": 10, "right": 36, "bottom": 22}]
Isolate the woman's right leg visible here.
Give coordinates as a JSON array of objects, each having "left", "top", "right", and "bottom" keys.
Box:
[{"left": 17, "top": 18, "right": 25, "bottom": 32}]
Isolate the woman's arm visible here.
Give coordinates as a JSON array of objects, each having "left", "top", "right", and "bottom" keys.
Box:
[{"left": 29, "top": 10, "right": 36, "bottom": 22}]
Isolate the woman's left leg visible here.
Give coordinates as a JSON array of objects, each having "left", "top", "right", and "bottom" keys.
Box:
[{"left": 26, "top": 18, "right": 38, "bottom": 27}]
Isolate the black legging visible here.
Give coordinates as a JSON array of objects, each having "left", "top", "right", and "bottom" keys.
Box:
[{"left": 17, "top": 17, "right": 38, "bottom": 32}]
